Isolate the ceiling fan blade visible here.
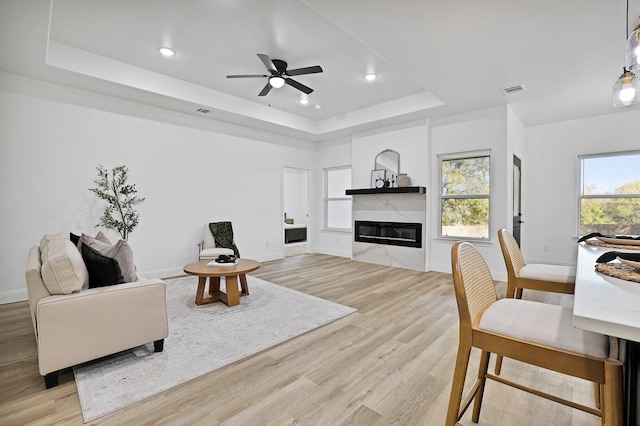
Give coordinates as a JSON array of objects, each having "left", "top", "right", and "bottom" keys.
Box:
[
  {"left": 286, "top": 65, "right": 323, "bottom": 76},
  {"left": 285, "top": 78, "right": 313, "bottom": 94},
  {"left": 257, "top": 54, "right": 277, "bottom": 72},
  {"left": 258, "top": 82, "right": 272, "bottom": 96},
  {"left": 226, "top": 74, "right": 269, "bottom": 78}
]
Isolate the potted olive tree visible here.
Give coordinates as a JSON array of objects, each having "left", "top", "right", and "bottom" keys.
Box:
[{"left": 89, "top": 165, "right": 145, "bottom": 241}]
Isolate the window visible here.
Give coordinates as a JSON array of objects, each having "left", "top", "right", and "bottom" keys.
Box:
[
  {"left": 325, "top": 167, "right": 352, "bottom": 230},
  {"left": 439, "top": 151, "right": 490, "bottom": 239},
  {"left": 579, "top": 151, "right": 640, "bottom": 236}
]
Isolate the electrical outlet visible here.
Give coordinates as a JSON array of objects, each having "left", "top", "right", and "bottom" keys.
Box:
[
  {"left": 336, "top": 237, "right": 340, "bottom": 243},
  {"left": 265, "top": 241, "right": 270, "bottom": 248},
  {"left": 543, "top": 243, "right": 550, "bottom": 252}
]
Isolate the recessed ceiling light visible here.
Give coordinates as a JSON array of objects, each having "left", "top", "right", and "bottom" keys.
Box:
[
  {"left": 364, "top": 73, "right": 377, "bottom": 81},
  {"left": 299, "top": 98, "right": 309, "bottom": 105},
  {"left": 158, "top": 47, "right": 175, "bottom": 57},
  {"left": 315, "top": 104, "right": 322, "bottom": 109}
]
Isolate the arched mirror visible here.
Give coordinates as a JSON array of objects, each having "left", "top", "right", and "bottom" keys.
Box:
[{"left": 375, "top": 149, "right": 400, "bottom": 177}]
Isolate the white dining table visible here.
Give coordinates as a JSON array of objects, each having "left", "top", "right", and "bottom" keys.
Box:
[{"left": 573, "top": 242, "right": 640, "bottom": 426}]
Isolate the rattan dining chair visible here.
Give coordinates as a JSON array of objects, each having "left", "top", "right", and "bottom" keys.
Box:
[
  {"left": 498, "top": 228, "right": 576, "bottom": 299},
  {"left": 446, "top": 241, "right": 623, "bottom": 426},
  {"left": 495, "top": 229, "right": 578, "bottom": 375}
]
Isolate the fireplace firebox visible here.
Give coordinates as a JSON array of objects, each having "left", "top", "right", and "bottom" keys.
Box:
[{"left": 354, "top": 221, "right": 422, "bottom": 248}]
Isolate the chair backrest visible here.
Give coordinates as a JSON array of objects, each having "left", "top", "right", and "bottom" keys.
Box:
[
  {"left": 498, "top": 228, "right": 525, "bottom": 277},
  {"left": 451, "top": 242, "right": 498, "bottom": 331},
  {"left": 203, "top": 224, "right": 216, "bottom": 248}
]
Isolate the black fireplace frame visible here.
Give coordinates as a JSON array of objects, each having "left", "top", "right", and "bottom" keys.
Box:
[{"left": 354, "top": 220, "right": 422, "bottom": 248}]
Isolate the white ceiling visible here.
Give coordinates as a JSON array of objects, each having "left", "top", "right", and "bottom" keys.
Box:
[{"left": 2, "top": 0, "right": 640, "bottom": 141}]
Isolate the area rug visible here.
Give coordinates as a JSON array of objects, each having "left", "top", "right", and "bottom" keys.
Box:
[{"left": 73, "top": 275, "right": 356, "bottom": 422}]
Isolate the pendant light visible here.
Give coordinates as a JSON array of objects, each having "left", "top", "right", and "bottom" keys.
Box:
[
  {"left": 613, "top": 0, "right": 640, "bottom": 107},
  {"left": 613, "top": 68, "right": 640, "bottom": 106},
  {"left": 626, "top": 21, "right": 640, "bottom": 71}
]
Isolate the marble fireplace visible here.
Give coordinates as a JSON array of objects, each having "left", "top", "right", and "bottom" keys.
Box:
[{"left": 349, "top": 188, "right": 427, "bottom": 271}]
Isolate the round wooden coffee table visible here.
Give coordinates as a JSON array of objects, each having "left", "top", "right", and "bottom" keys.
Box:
[{"left": 183, "top": 258, "right": 260, "bottom": 306}]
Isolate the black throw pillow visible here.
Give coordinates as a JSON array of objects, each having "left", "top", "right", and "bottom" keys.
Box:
[
  {"left": 81, "top": 243, "right": 125, "bottom": 288},
  {"left": 70, "top": 232, "right": 81, "bottom": 246}
]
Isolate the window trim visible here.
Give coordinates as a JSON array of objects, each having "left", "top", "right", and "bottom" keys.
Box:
[
  {"left": 577, "top": 150, "right": 640, "bottom": 236},
  {"left": 323, "top": 165, "right": 352, "bottom": 231},
  {"left": 438, "top": 149, "right": 491, "bottom": 240}
]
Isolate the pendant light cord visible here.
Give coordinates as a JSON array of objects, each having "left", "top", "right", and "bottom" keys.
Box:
[
  {"left": 624, "top": 0, "right": 630, "bottom": 72},
  {"left": 626, "top": 0, "right": 629, "bottom": 38}
]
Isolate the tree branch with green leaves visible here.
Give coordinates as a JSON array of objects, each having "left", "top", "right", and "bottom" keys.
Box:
[{"left": 89, "top": 165, "right": 145, "bottom": 241}]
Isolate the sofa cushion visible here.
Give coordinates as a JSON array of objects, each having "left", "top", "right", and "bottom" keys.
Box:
[
  {"left": 79, "top": 234, "right": 137, "bottom": 282},
  {"left": 40, "top": 234, "right": 89, "bottom": 294},
  {"left": 81, "top": 243, "right": 125, "bottom": 288}
]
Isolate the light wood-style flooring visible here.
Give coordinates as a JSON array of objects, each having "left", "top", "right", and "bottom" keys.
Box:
[{"left": 0, "top": 254, "right": 601, "bottom": 425}]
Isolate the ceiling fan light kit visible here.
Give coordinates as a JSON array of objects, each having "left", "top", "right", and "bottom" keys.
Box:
[
  {"left": 269, "top": 76, "right": 285, "bottom": 88},
  {"left": 227, "top": 53, "right": 323, "bottom": 97}
]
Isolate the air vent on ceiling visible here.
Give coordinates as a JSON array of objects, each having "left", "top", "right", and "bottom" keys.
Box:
[
  {"left": 502, "top": 84, "right": 527, "bottom": 95},
  {"left": 196, "top": 108, "right": 211, "bottom": 114}
]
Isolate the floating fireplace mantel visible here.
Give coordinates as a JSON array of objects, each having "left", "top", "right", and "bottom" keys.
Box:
[
  {"left": 355, "top": 220, "right": 422, "bottom": 248},
  {"left": 346, "top": 186, "right": 425, "bottom": 195}
]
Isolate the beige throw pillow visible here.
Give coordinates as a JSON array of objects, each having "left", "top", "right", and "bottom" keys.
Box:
[
  {"left": 94, "top": 231, "right": 112, "bottom": 245},
  {"left": 78, "top": 234, "right": 138, "bottom": 282},
  {"left": 40, "top": 234, "right": 89, "bottom": 294}
]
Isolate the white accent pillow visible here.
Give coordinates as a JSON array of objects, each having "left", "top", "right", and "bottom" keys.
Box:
[{"left": 40, "top": 234, "right": 89, "bottom": 294}]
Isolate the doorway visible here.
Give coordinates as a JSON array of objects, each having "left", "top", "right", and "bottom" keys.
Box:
[
  {"left": 513, "top": 155, "right": 523, "bottom": 246},
  {"left": 283, "top": 167, "right": 309, "bottom": 257}
]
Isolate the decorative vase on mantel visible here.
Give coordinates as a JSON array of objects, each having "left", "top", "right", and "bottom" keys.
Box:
[{"left": 397, "top": 173, "right": 412, "bottom": 187}]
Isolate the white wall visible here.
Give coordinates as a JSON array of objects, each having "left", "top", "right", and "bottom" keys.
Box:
[
  {"left": 312, "top": 138, "right": 352, "bottom": 257},
  {"left": 429, "top": 107, "right": 509, "bottom": 279},
  {"left": 506, "top": 105, "right": 527, "bottom": 230},
  {"left": 0, "top": 73, "right": 317, "bottom": 303},
  {"left": 283, "top": 167, "right": 308, "bottom": 226},
  {"left": 4, "top": 70, "right": 640, "bottom": 305},
  {"left": 524, "top": 108, "right": 640, "bottom": 265},
  {"left": 351, "top": 119, "right": 429, "bottom": 190}
]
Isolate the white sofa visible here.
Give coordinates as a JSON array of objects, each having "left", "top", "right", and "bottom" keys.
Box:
[{"left": 25, "top": 234, "right": 169, "bottom": 388}]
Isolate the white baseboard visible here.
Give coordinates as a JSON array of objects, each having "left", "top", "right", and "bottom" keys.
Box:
[
  {"left": 138, "top": 267, "right": 186, "bottom": 280},
  {"left": 138, "top": 255, "right": 286, "bottom": 280},
  {"left": 430, "top": 261, "right": 507, "bottom": 282},
  {"left": 312, "top": 248, "right": 351, "bottom": 258},
  {"left": 0, "top": 288, "right": 28, "bottom": 304}
]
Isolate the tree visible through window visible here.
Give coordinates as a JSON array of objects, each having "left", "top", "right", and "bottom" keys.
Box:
[
  {"left": 440, "top": 152, "right": 490, "bottom": 238},
  {"left": 579, "top": 152, "right": 640, "bottom": 236}
]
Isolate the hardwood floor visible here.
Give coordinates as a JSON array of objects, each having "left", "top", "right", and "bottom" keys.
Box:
[{"left": 0, "top": 254, "right": 601, "bottom": 425}]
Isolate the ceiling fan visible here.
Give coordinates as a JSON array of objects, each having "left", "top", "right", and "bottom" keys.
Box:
[{"left": 226, "top": 54, "right": 323, "bottom": 97}]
